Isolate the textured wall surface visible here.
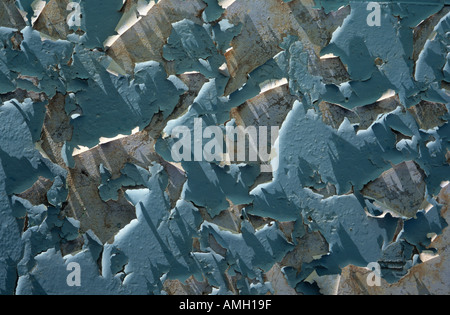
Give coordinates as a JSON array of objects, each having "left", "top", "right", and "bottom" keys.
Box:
[{"left": 0, "top": 0, "right": 449, "bottom": 295}]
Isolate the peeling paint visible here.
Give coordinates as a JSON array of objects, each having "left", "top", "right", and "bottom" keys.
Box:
[{"left": 0, "top": 0, "right": 449, "bottom": 295}]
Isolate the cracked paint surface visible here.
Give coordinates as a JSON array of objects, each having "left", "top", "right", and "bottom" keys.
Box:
[{"left": 0, "top": 0, "right": 449, "bottom": 295}]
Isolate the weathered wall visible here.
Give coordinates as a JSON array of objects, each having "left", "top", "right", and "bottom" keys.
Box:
[{"left": 0, "top": 0, "right": 449, "bottom": 295}]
